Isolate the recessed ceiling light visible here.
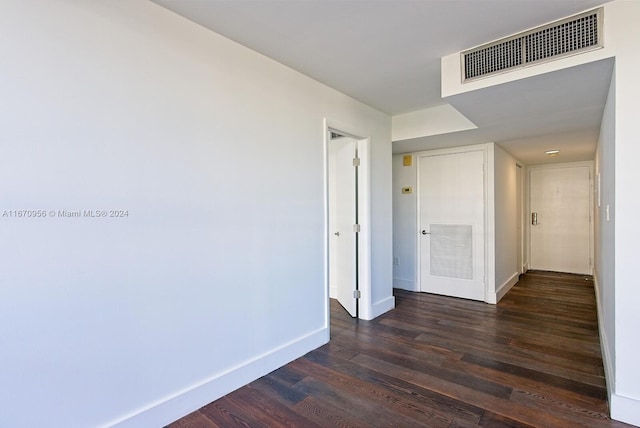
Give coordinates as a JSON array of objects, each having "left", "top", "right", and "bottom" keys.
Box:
[{"left": 545, "top": 150, "right": 560, "bottom": 155}]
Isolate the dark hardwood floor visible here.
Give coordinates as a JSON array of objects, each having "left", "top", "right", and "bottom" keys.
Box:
[{"left": 169, "top": 271, "right": 633, "bottom": 427}]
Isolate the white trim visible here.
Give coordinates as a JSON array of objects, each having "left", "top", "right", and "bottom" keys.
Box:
[
  {"left": 356, "top": 136, "right": 373, "bottom": 320},
  {"left": 323, "top": 119, "right": 331, "bottom": 328},
  {"left": 485, "top": 144, "right": 495, "bottom": 303},
  {"left": 611, "top": 393, "right": 640, "bottom": 426},
  {"left": 366, "top": 296, "right": 396, "bottom": 320},
  {"left": 108, "top": 328, "right": 328, "bottom": 428},
  {"left": 593, "top": 272, "right": 614, "bottom": 404},
  {"left": 591, "top": 271, "right": 640, "bottom": 427},
  {"left": 393, "top": 278, "right": 419, "bottom": 292},
  {"left": 527, "top": 161, "right": 594, "bottom": 274},
  {"left": 527, "top": 160, "right": 596, "bottom": 170},
  {"left": 487, "top": 271, "right": 519, "bottom": 304},
  {"left": 516, "top": 163, "right": 525, "bottom": 274},
  {"left": 323, "top": 118, "right": 372, "bottom": 320}
]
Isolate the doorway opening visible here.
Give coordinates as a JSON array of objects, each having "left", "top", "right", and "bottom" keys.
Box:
[{"left": 324, "top": 120, "right": 370, "bottom": 321}]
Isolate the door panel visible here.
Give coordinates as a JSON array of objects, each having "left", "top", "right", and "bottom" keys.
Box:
[
  {"left": 530, "top": 165, "right": 591, "bottom": 274},
  {"left": 329, "top": 136, "right": 357, "bottom": 317},
  {"left": 419, "top": 150, "right": 485, "bottom": 301}
]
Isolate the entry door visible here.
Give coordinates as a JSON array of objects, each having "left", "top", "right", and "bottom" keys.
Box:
[
  {"left": 328, "top": 136, "right": 357, "bottom": 317},
  {"left": 419, "top": 150, "right": 485, "bottom": 301},
  {"left": 530, "top": 165, "right": 591, "bottom": 274}
]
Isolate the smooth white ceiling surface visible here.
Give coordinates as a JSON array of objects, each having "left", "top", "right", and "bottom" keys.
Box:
[
  {"left": 153, "top": 0, "right": 610, "bottom": 115},
  {"left": 152, "top": 0, "right": 614, "bottom": 164},
  {"left": 435, "top": 58, "right": 615, "bottom": 164}
]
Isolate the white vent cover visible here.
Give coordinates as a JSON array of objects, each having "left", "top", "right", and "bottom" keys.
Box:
[
  {"left": 430, "top": 224, "right": 473, "bottom": 280},
  {"left": 462, "top": 8, "right": 602, "bottom": 82}
]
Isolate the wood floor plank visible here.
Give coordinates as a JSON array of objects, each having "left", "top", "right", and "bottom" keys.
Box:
[
  {"left": 169, "top": 272, "right": 632, "bottom": 428},
  {"left": 478, "top": 410, "right": 536, "bottom": 428},
  {"left": 305, "top": 347, "right": 486, "bottom": 424},
  {"left": 249, "top": 375, "right": 308, "bottom": 407},
  {"left": 350, "top": 351, "right": 577, "bottom": 427},
  {"left": 166, "top": 410, "right": 220, "bottom": 428},
  {"left": 459, "top": 353, "right": 607, "bottom": 401},
  {"left": 198, "top": 397, "right": 264, "bottom": 427},
  {"left": 291, "top": 356, "right": 454, "bottom": 427},
  {"left": 291, "top": 396, "right": 365, "bottom": 428},
  {"left": 412, "top": 329, "right": 607, "bottom": 386},
  {"left": 230, "top": 385, "right": 322, "bottom": 428},
  {"left": 294, "top": 374, "right": 439, "bottom": 428},
  {"left": 448, "top": 353, "right": 610, "bottom": 412}
]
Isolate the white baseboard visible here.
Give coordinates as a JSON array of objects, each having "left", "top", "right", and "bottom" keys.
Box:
[
  {"left": 486, "top": 272, "right": 519, "bottom": 304},
  {"left": 593, "top": 273, "right": 614, "bottom": 404},
  {"left": 611, "top": 393, "right": 640, "bottom": 426},
  {"left": 361, "top": 295, "right": 395, "bottom": 321},
  {"left": 108, "top": 327, "right": 329, "bottom": 428},
  {"left": 523, "top": 262, "right": 529, "bottom": 272},
  {"left": 592, "top": 273, "right": 640, "bottom": 426},
  {"left": 393, "top": 278, "right": 418, "bottom": 291}
]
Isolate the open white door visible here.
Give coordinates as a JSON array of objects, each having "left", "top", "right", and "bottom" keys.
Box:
[
  {"left": 530, "top": 164, "right": 591, "bottom": 274},
  {"left": 328, "top": 135, "right": 358, "bottom": 317},
  {"left": 418, "top": 150, "right": 485, "bottom": 301}
]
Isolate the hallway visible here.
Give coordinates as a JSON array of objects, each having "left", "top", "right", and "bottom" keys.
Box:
[{"left": 170, "top": 271, "right": 631, "bottom": 427}]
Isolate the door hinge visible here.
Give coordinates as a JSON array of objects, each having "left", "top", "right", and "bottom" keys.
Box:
[
  {"left": 353, "top": 224, "right": 360, "bottom": 233},
  {"left": 353, "top": 157, "right": 360, "bottom": 167},
  {"left": 353, "top": 290, "right": 361, "bottom": 299}
]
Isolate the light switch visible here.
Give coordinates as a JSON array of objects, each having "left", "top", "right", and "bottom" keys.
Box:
[{"left": 403, "top": 155, "right": 412, "bottom": 167}]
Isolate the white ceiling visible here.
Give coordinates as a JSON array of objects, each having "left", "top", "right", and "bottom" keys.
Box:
[
  {"left": 152, "top": 0, "right": 614, "bottom": 164},
  {"left": 400, "top": 58, "right": 614, "bottom": 164}
]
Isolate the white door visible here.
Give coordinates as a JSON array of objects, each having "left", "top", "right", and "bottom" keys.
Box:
[
  {"left": 419, "top": 150, "right": 485, "bottom": 301},
  {"left": 530, "top": 165, "right": 591, "bottom": 274},
  {"left": 328, "top": 136, "right": 357, "bottom": 317}
]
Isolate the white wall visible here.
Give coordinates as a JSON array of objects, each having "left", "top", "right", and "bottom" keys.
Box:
[
  {"left": 0, "top": 2, "right": 392, "bottom": 427},
  {"left": 392, "top": 154, "right": 418, "bottom": 291},
  {"left": 491, "top": 145, "right": 520, "bottom": 303},
  {"left": 594, "top": 66, "right": 616, "bottom": 399},
  {"left": 391, "top": 143, "right": 519, "bottom": 303},
  {"left": 606, "top": 1, "right": 640, "bottom": 425},
  {"left": 369, "top": 128, "right": 395, "bottom": 312}
]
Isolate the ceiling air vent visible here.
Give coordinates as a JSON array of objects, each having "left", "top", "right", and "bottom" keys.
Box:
[{"left": 462, "top": 8, "right": 602, "bottom": 82}]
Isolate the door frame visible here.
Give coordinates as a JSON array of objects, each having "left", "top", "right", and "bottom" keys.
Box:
[
  {"left": 527, "top": 161, "right": 594, "bottom": 274},
  {"left": 323, "top": 118, "right": 371, "bottom": 322},
  {"left": 415, "top": 144, "right": 490, "bottom": 302},
  {"left": 516, "top": 163, "right": 524, "bottom": 274}
]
